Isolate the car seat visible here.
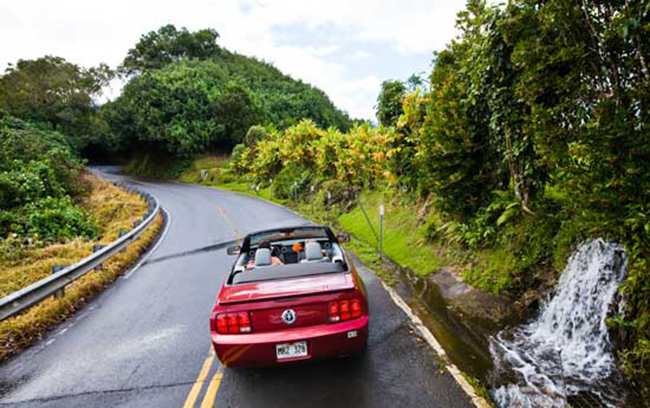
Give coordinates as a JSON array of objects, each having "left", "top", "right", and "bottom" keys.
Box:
[
  {"left": 300, "top": 241, "right": 329, "bottom": 263},
  {"left": 254, "top": 248, "right": 273, "bottom": 267}
]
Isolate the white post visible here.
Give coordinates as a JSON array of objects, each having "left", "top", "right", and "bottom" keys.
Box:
[{"left": 379, "top": 205, "right": 385, "bottom": 260}]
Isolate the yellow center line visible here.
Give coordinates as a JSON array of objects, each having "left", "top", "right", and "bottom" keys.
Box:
[
  {"left": 200, "top": 367, "right": 225, "bottom": 408},
  {"left": 182, "top": 355, "right": 215, "bottom": 408},
  {"left": 187, "top": 205, "right": 240, "bottom": 408},
  {"left": 216, "top": 206, "right": 241, "bottom": 242},
  {"left": 183, "top": 204, "right": 241, "bottom": 408}
]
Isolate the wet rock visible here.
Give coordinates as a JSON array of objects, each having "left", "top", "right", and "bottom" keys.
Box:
[{"left": 431, "top": 268, "right": 513, "bottom": 330}]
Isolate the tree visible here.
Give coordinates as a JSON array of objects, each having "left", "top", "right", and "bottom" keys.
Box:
[
  {"left": 120, "top": 24, "right": 221, "bottom": 75},
  {"left": 244, "top": 125, "right": 269, "bottom": 146},
  {"left": 376, "top": 80, "right": 407, "bottom": 127},
  {"left": 406, "top": 73, "right": 426, "bottom": 92},
  {"left": 213, "top": 81, "right": 263, "bottom": 148},
  {"left": 0, "top": 56, "right": 113, "bottom": 148},
  {"left": 108, "top": 26, "right": 354, "bottom": 159},
  {"left": 110, "top": 60, "right": 229, "bottom": 156}
]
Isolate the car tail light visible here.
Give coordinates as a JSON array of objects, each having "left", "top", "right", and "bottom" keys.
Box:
[
  {"left": 350, "top": 298, "right": 362, "bottom": 318},
  {"left": 340, "top": 300, "right": 350, "bottom": 320},
  {"left": 328, "top": 298, "right": 363, "bottom": 322},
  {"left": 216, "top": 312, "right": 252, "bottom": 334},
  {"left": 328, "top": 301, "right": 340, "bottom": 322}
]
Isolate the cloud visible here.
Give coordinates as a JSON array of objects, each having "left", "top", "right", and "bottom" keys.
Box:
[
  {"left": 0, "top": 0, "right": 464, "bottom": 120},
  {"left": 350, "top": 50, "right": 372, "bottom": 60},
  {"left": 226, "top": 0, "right": 463, "bottom": 54}
]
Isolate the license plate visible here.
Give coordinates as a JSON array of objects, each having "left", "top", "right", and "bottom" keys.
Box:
[{"left": 276, "top": 341, "right": 308, "bottom": 360}]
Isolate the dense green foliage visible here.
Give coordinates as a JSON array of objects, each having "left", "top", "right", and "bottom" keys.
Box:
[
  {"left": 232, "top": 120, "right": 393, "bottom": 194},
  {"left": 106, "top": 25, "right": 352, "bottom": 163},
  {"left": 412, "top": 1, "right": 650, "bottom": 392},
  {"left": 230, "top": 0, "right": 650, "bottom": 393},
  {"left": 376, "top": 80, "right": 407, "bottom": 127},
  {"left": 0, "top": 56, "right": 113, "bottom": 151},
  {"left": 120, "top": 24, "right": 221, "bottom": 75},
  {"left": 0, "top": 113, "right": 95, "bottom": 243}
]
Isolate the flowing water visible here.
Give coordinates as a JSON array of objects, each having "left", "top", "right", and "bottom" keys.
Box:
[{"left": 489, "top": 239, "right": 629, "bottom": 407}]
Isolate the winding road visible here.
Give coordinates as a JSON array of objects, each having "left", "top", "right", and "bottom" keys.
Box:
[{"left": 0, "top": 168, "right": 473, "bottom": 408}]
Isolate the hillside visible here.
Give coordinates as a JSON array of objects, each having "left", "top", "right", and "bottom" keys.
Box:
[{"left": 102, "top": 25, "right": 352, "bottom": 172}]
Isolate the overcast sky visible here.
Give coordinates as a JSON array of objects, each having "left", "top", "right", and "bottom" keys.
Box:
[{"left": 0, "top": 0, "right": 464, "bottom": 120}]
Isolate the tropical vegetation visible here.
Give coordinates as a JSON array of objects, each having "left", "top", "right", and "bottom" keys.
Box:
[{"left": 222, "top": 0, "right": 650, "bottom": 396}]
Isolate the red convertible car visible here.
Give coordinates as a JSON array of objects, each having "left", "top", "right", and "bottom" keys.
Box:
[{"left": 210, "top": 225, "right": 369, "bottom": 367}]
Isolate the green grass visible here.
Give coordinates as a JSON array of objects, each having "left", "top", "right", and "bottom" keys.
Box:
[
  {"left": 463, "top": 247, "right": 516, "bottom": 295},
  {"left": 460, "top": 373, "right": 495, "bottom": 407},
  {"left": 339, "top": 190, "right": 446, "bottom": 277},
  {"left": 344, "top": 236, "right": 397, "bottom": 285},
  {"left": 178, "top": 156, "right": 289, "bottom": 206},
  {"left": 177, "top": 155, "right": 229, "bottom": 184},
  {"left": 216, "top": 181, "right": 288, "bottom": 206}
]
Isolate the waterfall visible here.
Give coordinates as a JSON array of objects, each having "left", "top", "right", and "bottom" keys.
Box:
[{"left": 490, "top": 239, "right": 628, "bottom": 407}]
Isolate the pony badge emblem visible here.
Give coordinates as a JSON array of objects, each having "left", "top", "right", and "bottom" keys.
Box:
[{"left": 282, "top": 309, "right": 297, "bottom": 325}]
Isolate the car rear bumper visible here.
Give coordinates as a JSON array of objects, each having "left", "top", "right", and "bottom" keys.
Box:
[{"left": 212, "top": 316, "right": 369, "bottom": 367}]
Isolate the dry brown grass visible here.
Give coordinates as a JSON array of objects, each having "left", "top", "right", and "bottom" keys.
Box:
[
  {"left": 0, "top": 175, "right": 148, "bottom": 298},
  {"left": 0, "top": 175, "right": 163, "bottom": 361}
]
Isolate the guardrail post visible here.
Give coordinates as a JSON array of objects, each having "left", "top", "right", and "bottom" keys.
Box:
[
  {"left": 119, "top": 230, "right": 128, "bottom": 253},
  {"left": 93, "top": 245, "right": 106, "bottom": 271},
  {"left": 51, "top": 265, "right": 68, "bottom": 298}
]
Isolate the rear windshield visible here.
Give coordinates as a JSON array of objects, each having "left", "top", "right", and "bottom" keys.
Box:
[
  {"left": 232, "top": 262, "right": 345, "bottom": 285},
  {"left": 249, "top": 227, "right": 328, "bottom": 247}
]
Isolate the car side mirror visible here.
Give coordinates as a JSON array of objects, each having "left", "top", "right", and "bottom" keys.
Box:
[
  {"left": 226, "top": 245, "right": 241, "bottom": 255},
  {"left": 337, "top": 233, "right": 350, "bottom": 243}
]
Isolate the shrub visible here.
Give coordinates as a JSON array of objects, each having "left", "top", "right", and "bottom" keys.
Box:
[
  {"left": 270, "top": 164, "right": 313, "bottom": 200},
  {"left": 3, "top": 197, "right": 96, "bottom": 242},
  {"left": 0, "top": 114, "right": 93, "bottom": 242}
]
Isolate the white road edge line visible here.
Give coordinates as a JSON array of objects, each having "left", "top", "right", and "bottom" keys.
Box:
[
  {"left": 378, "top": 279, "right": 492, "bottom": 408},
  {"left": 124, "top": 208, "right": 171, "bottom": 280}
]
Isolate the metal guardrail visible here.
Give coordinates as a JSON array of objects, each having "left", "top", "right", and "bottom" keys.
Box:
[{"left": 0, "top": 182, "right": 160, "bottom": 321}]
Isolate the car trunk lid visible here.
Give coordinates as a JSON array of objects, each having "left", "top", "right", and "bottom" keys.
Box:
[
  {"left": 219, "top": 272, "right": 354, "bottom": 305},
  {"left": 250, "top": 302, "right": 329, "bottom": 332}
]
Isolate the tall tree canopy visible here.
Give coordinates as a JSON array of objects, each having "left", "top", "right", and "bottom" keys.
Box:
[
  {"left": 376, "top": 80, "right": 407, "bottom": 127},
  {"left": 107, "top": 25, "right": 352, "bottom": 158},
  {"left": 0, "top": 56, "right": 113, "bottom": 149},
  {"left": 120, "top": 25, "right": 221, "bottom": 76}
]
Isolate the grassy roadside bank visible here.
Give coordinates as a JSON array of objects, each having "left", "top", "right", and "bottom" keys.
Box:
[{"left": 0, "top": 176, "right": 164, "bottom": 361}]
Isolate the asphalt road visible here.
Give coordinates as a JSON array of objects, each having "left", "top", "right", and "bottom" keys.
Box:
[{"left": 0, "top": 168, "right": 473, "bottom": 408}]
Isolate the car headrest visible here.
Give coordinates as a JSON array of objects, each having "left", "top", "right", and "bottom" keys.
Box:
[
  {"left": 305, "top": 241, "right": 323, "bottom": 261},
  {"left": 255, "top": 248, "right": 272, "bottom": 267}
]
